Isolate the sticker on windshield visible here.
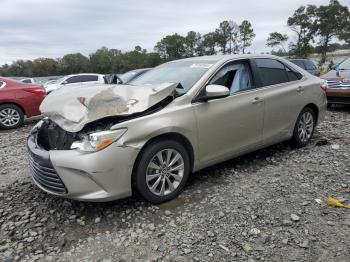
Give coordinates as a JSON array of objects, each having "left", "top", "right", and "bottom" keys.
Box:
[{"left": 190, "top": 63, "right": 213, "bottom": 69}]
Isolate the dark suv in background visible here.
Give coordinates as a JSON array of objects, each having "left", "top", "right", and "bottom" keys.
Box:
[{"left": 290, "top": 59, "right": 320, "bottom": 76}]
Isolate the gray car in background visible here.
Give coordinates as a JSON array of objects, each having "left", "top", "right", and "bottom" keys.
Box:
[
  {"left": 290, "top": 59, "right": 320, "bottom": 76},
  {"left": 119, "top": 68, "right": 151, "bottom": 83}
]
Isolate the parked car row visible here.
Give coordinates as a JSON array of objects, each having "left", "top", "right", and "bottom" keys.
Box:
[
  {"left": 1, "top": 57, "right": 349, "bottom": 131},
  {"left": 321, "top": 57, "right": 350, "bottom": 106},
  {"left": 0, "top": 68, "right": 151, "bottom": 129},
  {"left": 290, "top": 57, "right": 350, "bottom": 106}
]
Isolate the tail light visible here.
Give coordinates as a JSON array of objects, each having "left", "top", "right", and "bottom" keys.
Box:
[
  {"left": 320, "top": 81, "right": 327, "bottom": 92},
  {"left": 24, "top": 87, "right": 46, "bottom": 96}
]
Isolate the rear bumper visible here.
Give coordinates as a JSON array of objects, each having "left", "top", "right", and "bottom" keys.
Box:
[{"left": 27, "top": 129, "right": 140, "bottom": 202}]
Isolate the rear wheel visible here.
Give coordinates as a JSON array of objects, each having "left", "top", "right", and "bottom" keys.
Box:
[
  {"left": 291, "top": 107, "right": 315, "bottom": 148},
  {"left": 0, "top": 104, "right": 24, "bottom": 129},
  {"left": 134, "top": 140, "right": 190, "bottom": 204}
]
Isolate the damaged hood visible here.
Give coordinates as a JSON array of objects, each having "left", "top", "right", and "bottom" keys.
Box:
[{"left": 40, "top": 83, "right": 177, "bottom": 132}]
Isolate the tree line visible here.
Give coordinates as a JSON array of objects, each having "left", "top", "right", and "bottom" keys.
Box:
[
  {"left": 1, "top": 0, "right": 349, "bottom": 77},
  {"left": 0, "top": 19, "right": 256, "bottom": 77},
  {"left": 266, "top": 0, "right": 350, "bottom": 64}
]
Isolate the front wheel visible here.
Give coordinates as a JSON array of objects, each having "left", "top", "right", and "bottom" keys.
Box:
[
  {"left": 291, "top": 107, "right": 316, "bottom": 148},
  {"left": 133, "top": 140, "right": 190, "bottom": 204}
]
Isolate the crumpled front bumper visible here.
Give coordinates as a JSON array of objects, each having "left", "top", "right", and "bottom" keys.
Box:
[{"left": 27, "top": 130, "right": 140, "bottom": 202}]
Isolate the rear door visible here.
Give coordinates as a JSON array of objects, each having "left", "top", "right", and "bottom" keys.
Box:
[
  {"left": 253, "top": 58, "right": 305, "bottom": 145},
  {"left": 193, "top": 60, "right": 265, "bottom": 165}
]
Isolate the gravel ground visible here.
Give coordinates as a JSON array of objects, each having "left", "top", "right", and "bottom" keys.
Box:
[{"left": 0, "top": 108, "right": 350, "bottom": 262}]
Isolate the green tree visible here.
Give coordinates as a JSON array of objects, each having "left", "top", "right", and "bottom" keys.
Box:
[
  {"left": 338, "top": 9, "right": 350, "bottom": 45},
  {"left": 155, "top": 34, "right": 186, "bottom": 59},
  {"left": 266, "top": 32, "right": 289, "bottom": 53},
  {"left": 239, "top": 20, "right": 256, "bottom": 54},
  {"left": 339, "top": 20, "right": 350, "bottom": 45},
  {"left": 184, "top": 31, "right": 202, "bottom": 57},
  {"left": 89, "top": 47, "right": 123, "bottom": 73},
  {"left": 287, "top": 5, "right": 317, "bottom": 58},
  {"left": 214, "top": 21, "right": 234, "bottom": 54},
  {"left": 313, "top": 0, "right": 350, "bottom": 63},
  {"left": 198, "top": 32, "right": 217, "bottom": 55},
  {"left": 31, "top": 58, "right": 58, "bottom": 76},
  {"left": 228, "top": 21, "right": 240, "bottom": 54},
  {"left": 58, "top": 53, "right": 90, "bottom": 75}
]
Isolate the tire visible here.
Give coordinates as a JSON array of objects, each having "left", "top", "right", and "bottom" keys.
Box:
[
  {"left": 0, "top": 104, "right": 24, "bottom": 130},
  {"left": 134, "top": 139, "right": 190, "bottom": 204},
  {"left": 291, "top": 107, "right": 316, "bottom": 148}
]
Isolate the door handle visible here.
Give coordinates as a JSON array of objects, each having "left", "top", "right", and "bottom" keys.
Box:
[
  {"left": 297, "top": 86, "right": 305, "bottom": 92},
  {"left": 252, "top": 97, "right": 264, "bottom": 104}
]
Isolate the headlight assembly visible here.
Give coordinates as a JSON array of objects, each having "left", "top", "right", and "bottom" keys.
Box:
[{"left": 71, "top": 128, "right": 127, "bottom": 153}]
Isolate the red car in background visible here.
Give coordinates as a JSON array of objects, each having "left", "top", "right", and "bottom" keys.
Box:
[{"left": 0, "top": 77, "right": 45, "bottom": 129}]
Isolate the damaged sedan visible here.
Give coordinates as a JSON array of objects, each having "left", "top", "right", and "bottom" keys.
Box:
[{"left": 27, "top": 55, "right": 327, "bottom": 203}]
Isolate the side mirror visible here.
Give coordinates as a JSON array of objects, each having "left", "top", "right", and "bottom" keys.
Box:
[
  {"left": 205, "top": 85, "right": 230, "bottom": 100},
  {"left": 61, "top": 81, "right": 68, "bottom": 85}
]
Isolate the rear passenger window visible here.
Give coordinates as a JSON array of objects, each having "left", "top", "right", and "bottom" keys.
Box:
[{"left": 255, "top": 58, "right": 301, "bottom": 86}]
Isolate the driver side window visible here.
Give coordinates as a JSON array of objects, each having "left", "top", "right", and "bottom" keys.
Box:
[{"left": 209, "top": 61, "right": 253, "bottom": 95}]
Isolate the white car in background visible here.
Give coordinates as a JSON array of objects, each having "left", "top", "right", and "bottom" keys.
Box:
[{"left": 44, "top": 73, "right": 105, "bottom": 94}]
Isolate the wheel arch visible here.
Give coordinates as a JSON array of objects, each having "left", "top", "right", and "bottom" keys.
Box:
[
  {"left": 0, "top": 102, "right": 26, "bottom": 116},
  {"left": 304, "top": 103, "right": 319, "bottom": 125},
  {"left": 134, "top": 132, "right": 195, "bottom": 172},
  {"left": 131, "top": 132, "right": 195, "bottom": 194}
]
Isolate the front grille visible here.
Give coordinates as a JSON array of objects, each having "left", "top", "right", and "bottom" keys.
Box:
[
  {"left": 27, "top": 134, "right": 67, "bottom": 194},
  {"left": 327, "top": 80, "right": 350, "bottom": 89}
]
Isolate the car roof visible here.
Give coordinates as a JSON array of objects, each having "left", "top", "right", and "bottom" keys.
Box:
[
  {"left": 66, "top": 73, "right": 103, "bottom": 77},
  {"left": 289, "top": 59, "right": 311, "bottom": 62},
  {"left": 169, "top": 54, "right": 287, "bottom": 64}
]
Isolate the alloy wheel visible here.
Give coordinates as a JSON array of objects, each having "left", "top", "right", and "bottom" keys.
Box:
[
  {"left": 146, "top": 149, "right": 185, "bottom": 196},
  {"left": 297, "top": 111, "right": 314, "bottom": 143},
  {"left": 0, "top": 108, "right": 20, "bottom": 127}
]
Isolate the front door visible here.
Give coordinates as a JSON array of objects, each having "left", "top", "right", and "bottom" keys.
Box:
[{"left": 193, "top": 60, "right": 265, "bottom": 166}]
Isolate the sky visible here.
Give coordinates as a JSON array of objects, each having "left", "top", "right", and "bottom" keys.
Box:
[{"left": 0, "top": 0, "right": 349, "bottom": 65}]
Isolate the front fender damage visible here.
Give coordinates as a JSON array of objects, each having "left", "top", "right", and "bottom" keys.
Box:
[
  {"left": 36, "top": 83, "right": 176, "bottom": 151},
  {"left": 40, "top": 83, "right": 177, "bottom": 133}
]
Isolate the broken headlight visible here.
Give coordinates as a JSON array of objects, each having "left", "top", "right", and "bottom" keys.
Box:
[{"left": 71, "top": 128, "right": 127, "bottom": 152}]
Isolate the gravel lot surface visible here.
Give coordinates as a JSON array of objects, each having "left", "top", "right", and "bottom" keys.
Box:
[{"left": 0, "top": 108, "right": 349, "bottom": 262}]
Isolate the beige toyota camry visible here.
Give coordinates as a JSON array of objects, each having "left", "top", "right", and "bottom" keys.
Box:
[{"left": 27, "top": 55, "right": 327, "bottom": 203}]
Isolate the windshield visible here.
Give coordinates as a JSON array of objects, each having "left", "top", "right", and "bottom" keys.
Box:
[
  {"left": 339, "top": 58, "right": 350, "bottom": 70},
  {"left": 119, "top": 71, "right": 138, "bottom": 83},
  {"left": 129, "top": 60, "right": 215, "bottom": 93}
]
